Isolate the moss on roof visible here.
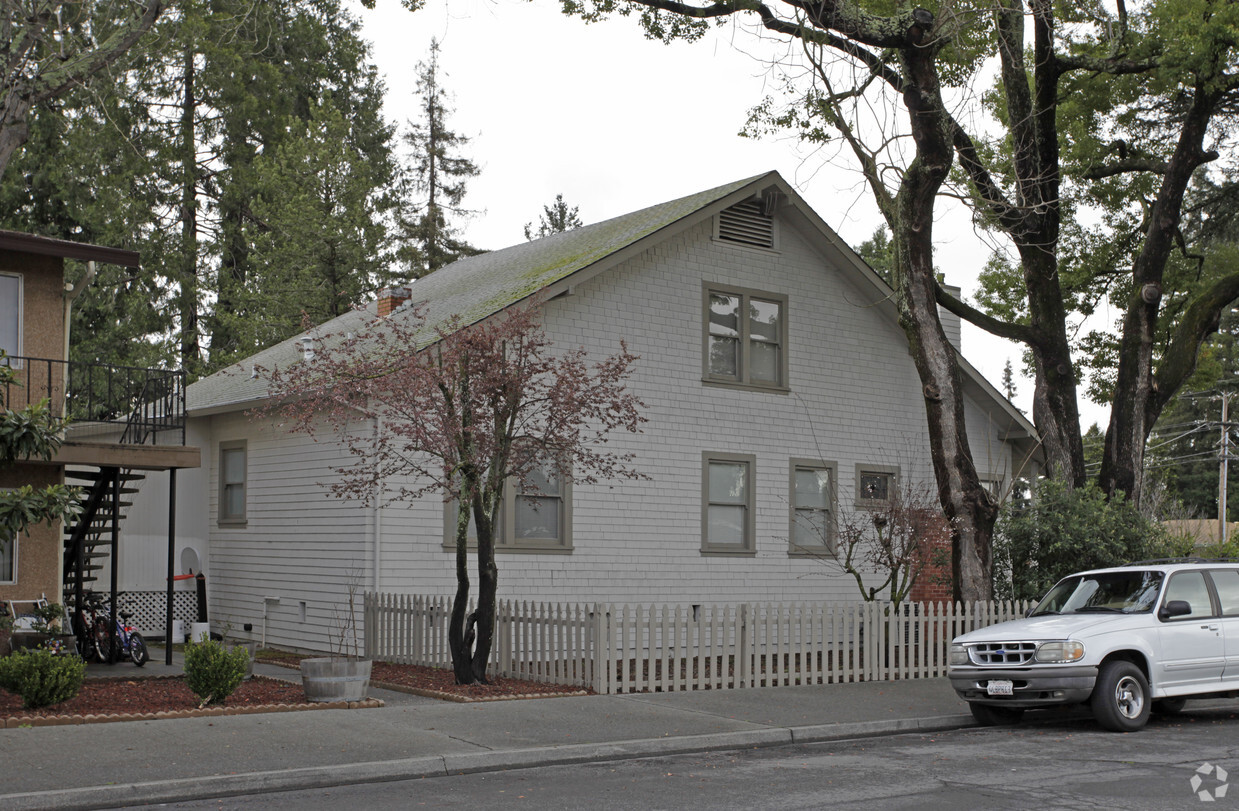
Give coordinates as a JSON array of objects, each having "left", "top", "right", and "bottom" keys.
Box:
[{"left": 188, "top": 173, "right": 773, "bottom": 413}]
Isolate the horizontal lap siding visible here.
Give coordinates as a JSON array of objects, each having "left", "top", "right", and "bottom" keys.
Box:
[
  {"left": 378, "top": 218, "right": 939, "bottom": 605},
  {"left": 207, "top": 412, "right": 373, "bottom": 652},
  {"left": 184, "top": 212, "right": 1026, "bottom": 651}
]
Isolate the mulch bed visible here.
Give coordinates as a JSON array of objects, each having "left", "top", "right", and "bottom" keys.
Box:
[
  {"left": 369, "top": 661, "right": 591, "bottom": 702},
  {"left": 0, "top": 658, "right": 590, "bottom": 727},
  {"left": 0, "top": 675, "right": 375, "bottom": 728},
  {"left": 259, "top": 655, "right": 592, "bottom": 702}
]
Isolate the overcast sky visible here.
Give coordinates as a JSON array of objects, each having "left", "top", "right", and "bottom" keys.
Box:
[{"left": 350, "top": 0, "right": 1115, "bottom": 430}]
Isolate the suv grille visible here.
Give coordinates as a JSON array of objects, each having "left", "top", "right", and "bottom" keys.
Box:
[{"left": 969, "top": 642, "right": 1037, "bottom": 666}]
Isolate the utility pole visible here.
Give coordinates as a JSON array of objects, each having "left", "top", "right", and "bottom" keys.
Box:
[{"left": 1222, "top": 392, "right": 1235, "bottom": 546}]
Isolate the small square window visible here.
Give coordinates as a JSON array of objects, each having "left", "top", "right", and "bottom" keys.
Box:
[{"left": 855, "top": 464, "right": 898, "bottom": 508}]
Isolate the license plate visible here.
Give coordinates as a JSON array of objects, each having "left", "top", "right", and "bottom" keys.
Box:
[{"left": 986, "top": 679, "right": 1014, "bottom": 697}]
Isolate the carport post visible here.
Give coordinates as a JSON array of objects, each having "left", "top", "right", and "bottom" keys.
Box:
[{"left": 165, "top": 469, "right": 176, "bottom": 666}]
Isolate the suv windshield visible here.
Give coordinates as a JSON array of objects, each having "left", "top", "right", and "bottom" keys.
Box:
[{"left": 1030, "top": 570, "right": 1164, "bottom": 616}]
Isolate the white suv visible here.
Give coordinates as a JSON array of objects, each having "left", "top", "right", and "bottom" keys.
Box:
[{"left": 949, "top": 561, "right": 1239, "bottom": 731}]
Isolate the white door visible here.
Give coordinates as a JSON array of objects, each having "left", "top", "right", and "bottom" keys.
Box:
[{"left": 1156, "top": 571, "right": 1224, "bottom": 692}]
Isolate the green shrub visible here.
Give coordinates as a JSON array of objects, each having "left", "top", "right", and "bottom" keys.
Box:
[
  {"left": 183, "top": 638, "right": 249, "bottom": 705},
  {"left": 0, "top": 648, "right": 86, "bottom": 709},
  {"left": 993, "top": 479, "right": 1178, "bottom": 600}
]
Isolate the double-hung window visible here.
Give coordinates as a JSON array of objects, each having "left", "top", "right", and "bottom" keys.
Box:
[
  {"left": 703, "top": 285, "right": 787, "bottom": 390},
  {"left": 702, "top": 452, "right": 756, "bottom": 555},
  {"left": 218, "top": 440, "right": 247, "bottom": 526},
  {"left": 442, "top": 457, "right": 572, "bottom": 552},
  {"left": 513, "top": 463, "right": 566, "bottom": 545},
  {"left": 790, "top": 460, "right": 834, "bottom": 554}
]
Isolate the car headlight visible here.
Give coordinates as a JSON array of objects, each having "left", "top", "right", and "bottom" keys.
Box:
[
  {"left": 1035, "top": 640, "right": 1084, "bottom": 663},
  {"left": 949, "top": 644, "right": 970, "bottom": 666}
]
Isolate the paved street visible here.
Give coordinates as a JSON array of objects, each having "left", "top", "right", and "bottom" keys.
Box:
[{"left": 117, "top": 707, "right": 1239, "bottom": 810}]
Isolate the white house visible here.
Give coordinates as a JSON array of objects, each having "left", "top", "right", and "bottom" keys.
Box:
[{"left": 116, "top": 171, "right": 1039, "bottom": 652}]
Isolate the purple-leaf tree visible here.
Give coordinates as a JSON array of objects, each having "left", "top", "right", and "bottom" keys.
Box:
[{"left": 260, "top": 301, "right": 646, "bottom": 684}]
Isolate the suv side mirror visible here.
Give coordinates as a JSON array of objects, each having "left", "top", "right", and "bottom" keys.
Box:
[{"left": 1159, "top": 600, "right": 1192, "bottom": 620}]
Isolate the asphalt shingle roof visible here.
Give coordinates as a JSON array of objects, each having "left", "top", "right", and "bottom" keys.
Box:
[{"left": 188, "top": 172, "right": 772, "bottom": 413}]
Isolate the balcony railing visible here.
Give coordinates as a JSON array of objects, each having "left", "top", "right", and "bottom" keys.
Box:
[{"left": 1, "top": 356, "right": 186, "bottom": 446}]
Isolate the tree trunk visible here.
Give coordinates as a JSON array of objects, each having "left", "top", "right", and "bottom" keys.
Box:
[
  {"left": 894, "top": 39, "right": 998, "bottom": 602},
  {"left": 1023, "top": 250, "right": 1086, "bottom": 486},
  {"left": 447, "top": 500, "right": 473, "bottom": 685},
  {"left": 1100, "top": 84, "right": 1219, "bottom": 503},
  {"left": 0, "top": 92, "right": 31, "bottom": 181},
  {"left": 177, "top": 46, "right": 201, "bottom": 377},
  {"left": 468, "top": 489, "right": 497, "bottom": 684}
]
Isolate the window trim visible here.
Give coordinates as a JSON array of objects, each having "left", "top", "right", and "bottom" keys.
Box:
[
  {"left": 701, "top": 451, "right": 757, "bottom": 556},
  {"left": 0, "top": 271, "right": 23, "bottom": 363},
  {"left": 788, "top": 458, "right": 836, "bottom": 557},
  {"left": 855, "top": 464, "right": 899, "bottom": 509},
  {"left": 218, "top": 440, "right": 248, "bottom": 527},
  {"left": 701, "top": 283, "right": 789, "bottom": 393}
]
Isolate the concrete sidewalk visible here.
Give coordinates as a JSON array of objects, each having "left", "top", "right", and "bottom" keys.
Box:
[{"left": 0, "top": 652, "right": 975, "bottom": 811}]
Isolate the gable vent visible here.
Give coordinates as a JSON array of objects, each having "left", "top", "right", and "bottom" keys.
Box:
[{"left": 718, "top": 200, "right": 775, "bottom": 249}]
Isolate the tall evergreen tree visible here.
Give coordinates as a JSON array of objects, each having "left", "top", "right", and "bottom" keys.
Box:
[
  {"left": 0, "top": 1, "right": 402, "bottom": 378},
  {"left": 0, "top": 2, "right": 165, "bottom": 179},
  {"left": 211, "top": 98, "right": 399, "bottom": 363},
  {"left": 1002, "top": 361, "right": 1017, "bottom": 402},
  {"left": 399, "top": 39, "right": 480, "bottom": 277}
]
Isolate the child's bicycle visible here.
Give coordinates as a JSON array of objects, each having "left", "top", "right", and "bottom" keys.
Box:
[{"left": 107, "top": 610, "right": 149, "bottom": 666}]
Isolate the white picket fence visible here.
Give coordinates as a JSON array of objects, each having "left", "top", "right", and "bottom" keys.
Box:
[{"left": 363, "top": 592, "right": 1032, "bottom": 694}]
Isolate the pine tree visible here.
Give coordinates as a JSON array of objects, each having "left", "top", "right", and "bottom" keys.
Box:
[
  {"left": 399, "top": 39, "right": 480, "bottom": 277},
  {"left": 524, "top": 194, "right": 584, "bottom": 241},
  {"left": 1002, "top": 360, "right": 1017, "bottom": 401},
  {"left": 0, "top": 1, "right": 403, "bottom": 377},
  {"left": 211, "top": 98, "right": 398, "bottom": 363},
  {"left": 856, "top": 226, "right": 893, "bottom": 285}
]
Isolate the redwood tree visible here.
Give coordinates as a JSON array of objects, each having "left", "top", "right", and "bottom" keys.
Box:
[{"left": 263, "top": 303, "right": 646, "bottom": 684}]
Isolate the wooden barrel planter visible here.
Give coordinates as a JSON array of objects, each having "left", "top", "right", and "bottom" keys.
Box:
[{"left": 301, "top": 657, "right": 372, "bottom": 702}]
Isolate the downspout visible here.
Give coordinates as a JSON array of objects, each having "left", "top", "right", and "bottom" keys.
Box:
[
  {"left": 373, "top": 415, "right": 382, "bottom": 590},
  {"left": 370, "top": 415, "right": 383, "bottom": 660},
  {"left": 62, "top": 260, "right": 96, "bottom": 369},
  {"left": 60, "top": 260, "right": 96, "bottom": 604}
]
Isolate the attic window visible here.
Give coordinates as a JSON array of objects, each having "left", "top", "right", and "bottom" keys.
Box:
[{"left": 717, "top": 200, "right": 775, "bottom": 250}]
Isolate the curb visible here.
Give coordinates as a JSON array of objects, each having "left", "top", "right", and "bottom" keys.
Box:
[{"left": 0, "top": 715, "right": 977, "bottom": 811}]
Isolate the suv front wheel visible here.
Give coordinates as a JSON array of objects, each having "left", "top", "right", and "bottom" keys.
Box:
[{"left": 1091, "top": 660, "right": 1150, "bottom": 732}]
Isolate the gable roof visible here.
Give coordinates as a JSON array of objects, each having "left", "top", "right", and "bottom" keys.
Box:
[
  {"left": 189, "top": 172, "right": 773, "bottom": 413},
  {"left": 187, "top": 171, "right": 1039, "bottom": 450}
]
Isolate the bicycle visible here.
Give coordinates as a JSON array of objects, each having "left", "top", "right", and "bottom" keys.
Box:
[
  {"left": 106, "top": 610, "right": 149, "bottom": 667},
  {"left": 73, "top": 594, "right": 112, "bottom": 663}
]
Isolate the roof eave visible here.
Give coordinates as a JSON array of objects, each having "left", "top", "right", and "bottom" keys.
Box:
[{"left": 0, "top": 230, "right": 140, "bottom": 268}]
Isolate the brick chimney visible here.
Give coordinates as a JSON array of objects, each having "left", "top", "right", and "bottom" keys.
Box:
[{"left": 377, "top": 286, "right": 413, "bottom": 317}]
